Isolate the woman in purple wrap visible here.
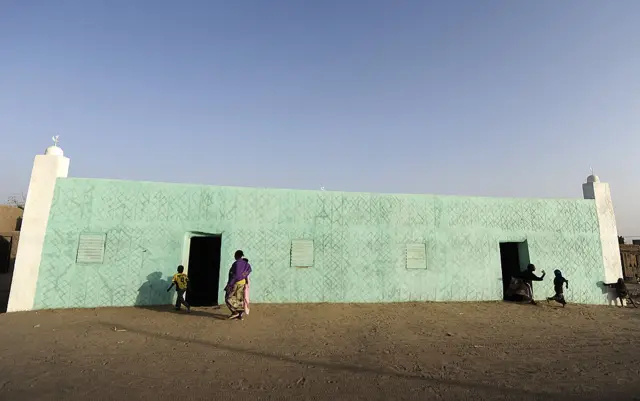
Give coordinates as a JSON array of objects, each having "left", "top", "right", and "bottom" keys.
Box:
[{"left": 224, "top": 250, "right": 252, "bottom": 320}]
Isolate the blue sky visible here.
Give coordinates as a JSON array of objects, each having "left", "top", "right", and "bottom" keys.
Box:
[{"left": 1, "top": 1, "right": 639, "bottom": 237}]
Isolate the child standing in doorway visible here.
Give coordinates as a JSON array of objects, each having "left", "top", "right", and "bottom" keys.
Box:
[
  {"left": 547, "top": 269, "right": 569, "bottom": 307},
  {"left": 167, "top": 265, "right": 191, "bottom": 313}
]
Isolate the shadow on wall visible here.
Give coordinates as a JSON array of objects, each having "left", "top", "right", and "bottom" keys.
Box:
[
  {"left": 136, "top": 272, "right": 173, "bottom": 306},
  {"left": 596, "top": 281, "right": 623, "bottom": 306}
]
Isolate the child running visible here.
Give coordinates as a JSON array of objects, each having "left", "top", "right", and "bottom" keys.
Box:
[
  {"left": 167, "top": 265, "right": 191, "bottom": 313},
  {"left": 547, "top": 269, "right": 569, "bottom": 307}
]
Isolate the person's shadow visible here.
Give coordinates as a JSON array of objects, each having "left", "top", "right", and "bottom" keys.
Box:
[
  {"left": 136, "top": 272, "right": 172, "bottom": 307},
  {"left": 596, "top": 281, "right": 622, "bottom": 306},
  {"left": 134, "top": 271, "right": 228, "bottom": 317}
]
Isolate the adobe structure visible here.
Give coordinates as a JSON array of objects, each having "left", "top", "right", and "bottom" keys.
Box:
[
  {"left": 6, "top": 142, "right": 624, "bottom": 312},
  {"left": 620, "top": 244, "right": 640, "bottom": 280},
  {"left": 0, "top": 205, "right": 22, "bottom": 312}
]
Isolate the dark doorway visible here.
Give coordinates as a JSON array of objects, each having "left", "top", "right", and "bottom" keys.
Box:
[
  {"left": 0, "top": 236, "right": 12, "bottom": 313},
  {"left": 186, "top": 235, "right": 222, "bottom": 307},
  {"left": 0, "top": 236, "right": 11, "bottom": 274},
  {"left": 499, "top": 242, "right": 521, "bottom": 300}
]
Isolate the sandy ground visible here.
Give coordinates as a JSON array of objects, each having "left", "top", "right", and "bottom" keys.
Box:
[{"left": 1, "top": 301, "right": 640, "bottom": 401}]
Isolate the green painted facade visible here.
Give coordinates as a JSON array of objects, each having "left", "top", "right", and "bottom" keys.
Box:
[{"left": 34, "top": 178, "right": 607, "bottom": 309}]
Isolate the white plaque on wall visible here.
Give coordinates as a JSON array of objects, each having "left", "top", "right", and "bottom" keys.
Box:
[
  {"left": 406, "top": 243, "right": 427, "bottom": 269},
  {"left": 76, "top": 233, "right": 107, "bottom": 264},
  {"left": 291, "top": 239, "right": 314, "bottom": 268}
]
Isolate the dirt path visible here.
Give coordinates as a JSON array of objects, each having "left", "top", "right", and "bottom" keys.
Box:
[{"left": 1, "top": 302, "right": 640, "bottom": 401}]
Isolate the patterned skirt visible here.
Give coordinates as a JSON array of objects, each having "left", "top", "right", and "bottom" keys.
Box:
[
  {"left": 506, "top": 278, "right": 533, "bottom": 301},
  {"left": 226, "top": 282, "right": 246, "bottom": 312}
]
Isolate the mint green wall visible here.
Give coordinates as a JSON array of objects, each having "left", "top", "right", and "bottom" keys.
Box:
[{"left": 34, "top": 178, "right": 606, "bottom": 309}]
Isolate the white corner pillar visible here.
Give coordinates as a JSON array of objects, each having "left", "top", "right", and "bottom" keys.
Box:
[
  {"left": 7, "top": 145, "right": 69, "bottom": 312},
  {"left": 582, "top": 175, "right": 622, "bottom": 284}
]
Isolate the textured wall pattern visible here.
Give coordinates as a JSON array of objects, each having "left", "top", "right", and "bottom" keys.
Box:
[{"left": 33, "top": 178, "right": 607, "bottom": 309}]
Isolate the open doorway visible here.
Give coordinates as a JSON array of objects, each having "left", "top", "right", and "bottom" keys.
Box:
[
  {"left": 0, "top": 236, "right": 13, "bottom": 313},
  {"left": 0, "top": 236, "right": 11, "bottom": 274},
  {"left": 186, "top": 235, "right": 222, "bottom": 307},
  {"left": 499, "top": 241, "right": 529, "bottom": 300}
]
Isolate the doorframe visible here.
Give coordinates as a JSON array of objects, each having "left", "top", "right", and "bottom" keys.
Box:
[
  {"left": 498, "top": 237, "right": 530, "bottom": 273},
  {"left": 516, "top": 240, "right": 530, "bottom": 272},
  {"left": 499, "top": 238, "right": 531, "bottom": 300},
  {"left": 181, "top": 231, "right": 221, "bottom": 275},
  {"left": 181, "top": 231, "right": 222, "bottom": 303}
]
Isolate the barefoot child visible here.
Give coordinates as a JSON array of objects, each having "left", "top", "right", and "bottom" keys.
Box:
[
  {"left": 167, "top": 265, "right": 191, "bottom": 313},
  {"left": 547, "top": 269, "right": 568, "bottom": 307}
]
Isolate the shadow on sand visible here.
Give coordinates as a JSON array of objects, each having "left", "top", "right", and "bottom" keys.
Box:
[
  {"left": 138, "top": 304, "right": 229, "bottom": 320},
  {"left": 96, "top": 320, "right": 589, "bottom": 401}
]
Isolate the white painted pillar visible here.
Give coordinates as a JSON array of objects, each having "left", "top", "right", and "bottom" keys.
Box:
[
  {"left": 582, "top": 174, "right": 624, "bottom": 305},
  {"left": 7, "top": 145, "right": 69, "bottom": 312}
]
